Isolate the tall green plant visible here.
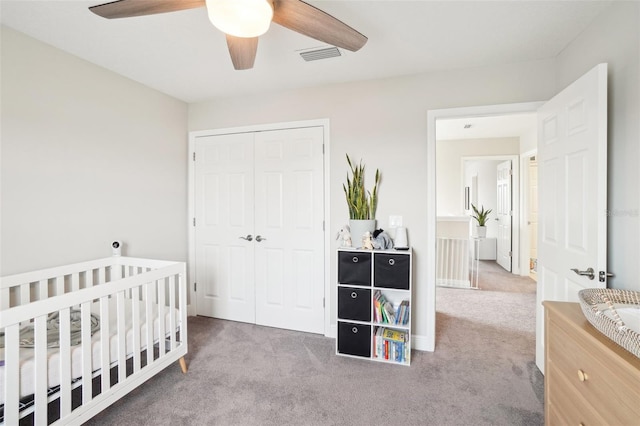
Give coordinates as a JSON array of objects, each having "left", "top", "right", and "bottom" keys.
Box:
[{"left": 343, "top": 154, "right": 380, "bottom": 220}]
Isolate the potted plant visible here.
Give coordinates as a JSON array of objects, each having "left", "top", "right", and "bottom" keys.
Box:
[
  {"left": 343, "top": 154, "right": 380, "bottom": 245},
  {"left": 471, "top": 203, "right": 492, "bottom": 238}
]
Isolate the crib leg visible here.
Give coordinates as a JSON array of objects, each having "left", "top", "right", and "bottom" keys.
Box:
[{"left": 178, "top": 357, "right": 188, "bottom": 374}]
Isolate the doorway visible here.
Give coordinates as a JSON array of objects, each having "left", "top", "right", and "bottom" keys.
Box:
[{"left": 424, "top": 102, "right": 543, "bottom": 352}]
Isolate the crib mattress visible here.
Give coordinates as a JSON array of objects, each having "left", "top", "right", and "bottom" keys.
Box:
[{"left": 0, "top": 299, "right": 180, "bottom": 405}]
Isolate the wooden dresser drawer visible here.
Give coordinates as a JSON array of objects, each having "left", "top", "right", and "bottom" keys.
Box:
[
  {"left": 546, "top": 363, "right": 607, "bottom": 425},
  {"left": 544, "top": 302, "right": 640, "bottom": 426},
  {"left": 547, "top": 316, "right": 640, "bottom": 424}
]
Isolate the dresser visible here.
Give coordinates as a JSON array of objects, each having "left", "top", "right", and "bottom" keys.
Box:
[{"left": 543, "top": 302, "right": 640, "bottom": 425}]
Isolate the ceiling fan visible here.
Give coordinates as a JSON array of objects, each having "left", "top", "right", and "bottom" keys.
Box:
[{"left": 89, "top": 0, "right": 368, "bottom": 70}]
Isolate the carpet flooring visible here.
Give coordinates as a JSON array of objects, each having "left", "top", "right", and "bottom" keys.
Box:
[{"left": 87, "top": 261, "right": 543, "bottom": 426}]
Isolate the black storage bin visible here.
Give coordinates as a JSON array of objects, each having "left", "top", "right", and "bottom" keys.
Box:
[
  {"left": 338, "top": 287, "right": 371, "bottom": 321},
  {"left": 338, "top": 251, "right": 371, "bottom": 285},
  {"left": 374, "top": 254, "right": 410, "bottom": 290},
  {"left": 337, "top": 322, "right": 371, "bottom": 357}
]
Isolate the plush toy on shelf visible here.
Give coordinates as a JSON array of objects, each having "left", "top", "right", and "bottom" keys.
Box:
[
  {"left": 362, "top": 231, "right": 374, "bottom": 250},
  {"left": 336, "top": 225, "right": 352, "bottom": 247}
]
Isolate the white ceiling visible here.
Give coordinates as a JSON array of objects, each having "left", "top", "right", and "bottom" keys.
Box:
[{"left": 0, "top": 0, "right": 612, "bottom": 103}]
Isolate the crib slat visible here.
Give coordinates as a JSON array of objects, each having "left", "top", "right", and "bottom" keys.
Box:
[
  {"left": 132, "top": 286, "right": 142, "bottom": 372},
  {"left": 20, "top": 281, "right": 30, "bottom": 306},
  {"left": 179, "top": 271, "right": 187, "bottom": 346},
  {"left": 4, "top": 324, "right": 20, "bottom": 426},
  {"left": 116, "top": 291, "right": 127, "bottom": 381},
  {"left": 56, "top": 275, "right": 65, "bottom": 296},
  {"left": 86, "top": 268, "right": 95, "bottom": 288},
  {"left": 98, "top": 267, "right": 106, "bottom": 285},
  {"left": 59, "top": 307, "right": 73, "bottom": 418},
  {"left": 100, "top": 296, "right": 111, "bottom": 394},
  {"left": 34, "top": 314, "right": 48, "bottom": 424},
  {"left": 38, "top": 278, "right": 48, "bottom": 301},
  {"left": 169, "top": 275, "right": 177, "bottom": 351},
  {"left": 145, "top": 281, "right": 154, "bottom": 366},
  {"left": 0, "top": 287, "right": 9, "bottom": 309},
  {"left": 71, "top": 272, "right": 80, "bottom": 292},
  {"left": 81, "top": 301, "right": 94, "bottom": 405},
  {"left": 157, "top": 278, "right": 166, "bottom": 356}
]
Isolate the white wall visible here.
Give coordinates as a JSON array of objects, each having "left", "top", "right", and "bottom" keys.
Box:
[
  {"left": 189, "top": 59, "right": 556, "bottom": 343},
  {"left": 0, "top": 27, "right": 189, "bottom": 275},
  {"left": 436, "top": 137, "right": 519, "bottom": 217},
  {"left": 555, "top": 2, "right": 640, "bottom": 291},
  {"left": 464, "top": 159, "right": 501, "bottom": 238}
]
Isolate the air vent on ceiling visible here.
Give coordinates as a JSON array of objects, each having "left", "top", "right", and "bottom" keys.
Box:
[{"left": 299, "top": 47, "right": 341, "bottom": 62}]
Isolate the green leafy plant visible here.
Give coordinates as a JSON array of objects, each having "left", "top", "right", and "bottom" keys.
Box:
[
  {"left": 471, "top": 203, "right": 492, "bottom": 226},
  {"left": 343, "top": 154, "right": 380, "bottom": 220}
]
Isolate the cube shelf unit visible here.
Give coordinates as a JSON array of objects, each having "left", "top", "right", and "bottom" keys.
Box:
[{"left": 336, "top": 248, "right": 412, "bottom": 366}]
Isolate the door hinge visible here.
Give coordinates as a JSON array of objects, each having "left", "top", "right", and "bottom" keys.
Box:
[
  {"left": 323, "top": 297, "right": 325, "bottom": 308},
  {"left": 194, "top": 282, "right": 197, "bottom": 291},
  {"left": 192, "top": 152, "right": 196, "bottom": 161},
  {"left": 193, "top": 217, "right": 196, "bottom": 227},
  {"left": 508, "top": 251, "right": 513, "bottom": 257},
  {"left": 322, "top": 144, "right": 325, "bottom": 154},
  {"left": 322, "top": 220, "right": 325, "bottom": 231}
]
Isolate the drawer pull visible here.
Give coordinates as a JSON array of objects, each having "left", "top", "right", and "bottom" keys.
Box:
[
  {"left": 388, "top": 258, "right": 395, "bottom": 266},
  {"left": 351, "top": 292, "right": 358, "bottom": 299},
  {"left": 352, "top": 327, "right": 358, "bottom": 334},
  {"left": 577, "top": 369, "right": 588, "bottom": 382},
  {"left": 352, "top": 257, "right": 359, "bottom": 263}
]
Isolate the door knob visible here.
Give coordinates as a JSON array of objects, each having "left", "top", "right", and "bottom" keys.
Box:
[
  {"left": 255, "top": 235, "right": 267, "bottom": 242},
  {"left": 239, "top": 234, "right": 253, "bottom": 241},
  {"left": 570, "top": 267, "right": 595, "bottom": 280}
]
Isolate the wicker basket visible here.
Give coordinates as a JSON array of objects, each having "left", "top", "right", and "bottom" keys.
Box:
[{"left": 578, "top": 288, "right": 640, "bottom": 359}]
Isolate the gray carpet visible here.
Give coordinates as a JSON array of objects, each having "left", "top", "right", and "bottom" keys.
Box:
[{"left": 87, "top": 262, "right": 543, "bottom": 426}]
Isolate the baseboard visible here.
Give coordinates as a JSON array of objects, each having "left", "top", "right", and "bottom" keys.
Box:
[
  {"left": 437, "top": 279, "right": 471, "bottom": 288},
  {"left": 326, "top": 323, "right": 336, "bottom": 339}
]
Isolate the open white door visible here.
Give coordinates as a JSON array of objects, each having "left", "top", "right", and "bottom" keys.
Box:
[
  {"left": 535, "top": 63, "right": 608, "bottom": 372},
  {"left": 496, "top": 160, "right": 513, "bottom": 272}
]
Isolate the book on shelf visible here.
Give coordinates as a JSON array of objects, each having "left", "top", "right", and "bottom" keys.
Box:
[
  {"left": 373, "top": 290, "right": 410, "bottom": 326},
  {"left": 373, "top": 327, "right": 410, "bottom": 363}
]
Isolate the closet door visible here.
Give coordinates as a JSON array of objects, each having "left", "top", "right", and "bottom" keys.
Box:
[
  {"left": 194, "top": 133, "right": 256, "bottom": 323},
  {"left": 254, "top": 127, "right": 325, "bottom": 334}
]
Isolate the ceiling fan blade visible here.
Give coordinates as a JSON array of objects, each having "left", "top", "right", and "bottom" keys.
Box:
[
  {"left": 89, "top": 0, "right": 205, "bottom": 19},
  {"left": 272, "top": 0, "right": 367, "bottom": 52},
  {"left": 226, "top": 35, "right": 259, "bottom": 70}
]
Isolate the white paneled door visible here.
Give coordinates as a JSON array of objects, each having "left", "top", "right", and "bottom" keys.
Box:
[
  {"left": 254, "top": 128, "right": 324, "bottom": 333},
  {"left": 195, "top": 132, "right": 256, "bottom": 323},
  {"left": 496, "top": 160, "right": 513, "bottom": 272},
  {"left": 194, "top": 126, "right": 325, "bottom": 334},
  {"left": 535, "top": 64, "right": 608, "bottom": 372}
]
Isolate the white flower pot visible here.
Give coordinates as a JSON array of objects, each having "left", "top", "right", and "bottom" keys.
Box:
[
  {"left": 349, "top": 219, "right": 376, "bottom": 248},
  {"left": 476, "top": 226, "right": 487, "bottom": 238}
]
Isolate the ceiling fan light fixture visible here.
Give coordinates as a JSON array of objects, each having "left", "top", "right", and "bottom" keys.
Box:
[{"left": 206, "top": 0, "right": 273, "bottom": 38}]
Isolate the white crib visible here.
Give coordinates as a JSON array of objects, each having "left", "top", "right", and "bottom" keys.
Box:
[{"left": 0, "top": 256, "right": 188, "bottom": 425}]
